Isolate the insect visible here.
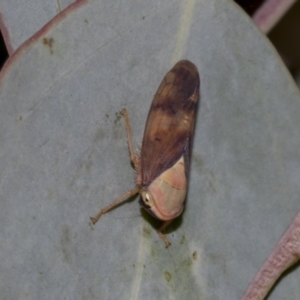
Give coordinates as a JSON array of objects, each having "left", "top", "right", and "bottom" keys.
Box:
[{"left": 90, "top": 60, "right": 200, "bottom": 247}]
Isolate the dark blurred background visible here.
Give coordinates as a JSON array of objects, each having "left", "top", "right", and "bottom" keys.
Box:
[{"left": 0, "top": 30, "right": 8, "bottom": 70}]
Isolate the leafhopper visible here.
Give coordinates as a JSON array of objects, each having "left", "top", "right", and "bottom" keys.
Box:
[{"left": 90, "top": 60, "right": 200, "bottom": 247}]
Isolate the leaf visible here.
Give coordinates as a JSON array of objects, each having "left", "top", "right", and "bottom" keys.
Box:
[{"left": 0, "top": 0, "right": 300, "bottom": 299}]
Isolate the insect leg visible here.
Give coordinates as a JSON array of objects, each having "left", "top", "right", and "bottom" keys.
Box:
[
  {"left": 157, "top": 220, "right": 172, "bottom": 248},
  {"left": 120, "top": 109, "right": 139, "bottom": 169},
  {"left": 90, "top": 186, "right": 140, "bottom": 224}
]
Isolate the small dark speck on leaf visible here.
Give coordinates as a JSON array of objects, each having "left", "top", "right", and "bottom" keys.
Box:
[
  {"left": 43, "top": 37, "right": 54, "bottom": 47},
  {"left": 42, "top": 37, "right": 54, "bottom": 54},
  {"left": 192, "top": 251, "right": 197, "bottom": 260},
  {"left": 114, "top": 112, "right": 122, "bottom": 125}
]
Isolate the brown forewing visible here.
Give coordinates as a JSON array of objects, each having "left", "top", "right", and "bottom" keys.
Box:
[{"left": 141, "top": 60, "right": 200, "bottom": 186}]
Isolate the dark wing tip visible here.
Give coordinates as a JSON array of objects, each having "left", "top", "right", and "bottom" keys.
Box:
[
  {"left": 173, "top": 60, "right": 199, "bottom": 79},
  {"left": 174, "top": 60, "right": 197, "bottom": 70},
  {"left": 171, "top": 60, "right": 200, "bottom": 102}
]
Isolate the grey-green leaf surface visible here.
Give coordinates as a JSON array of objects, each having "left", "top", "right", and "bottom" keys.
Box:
[
  {"left": 0, "top": 0, "right": 75, "bottom": 52},
  {"left": 1, "top": 0, "right": 300, "bottom": 299}
]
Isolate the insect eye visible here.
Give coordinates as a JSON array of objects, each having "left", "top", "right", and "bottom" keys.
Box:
[
  {"left": 145, "top": 193, "right": 150, "bottom": 203},
  {"left": 140, "top": 190, "right": 153, "bottom": 209}
]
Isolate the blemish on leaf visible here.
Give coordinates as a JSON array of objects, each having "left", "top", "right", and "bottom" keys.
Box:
[
  {"left": 42, "top": 37, "right": 54, "bottom": 54},
  {"left": 164, "top": 271, "right": 171, "bottom": 282},
  {"left": 143, "top": 225, "right": 151, "bottom": 238},
  {"left": 60, "top": 225, "right": 72, "bottom": 264},
  {"left": 114, "top": 112, "right": 122, "bottom": 125},
  {"left": 180, "top": 235, "right": 185, "bottom": 245},
  {"left": 192, "top": 251, "right": 197, "bottom": 260}
]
